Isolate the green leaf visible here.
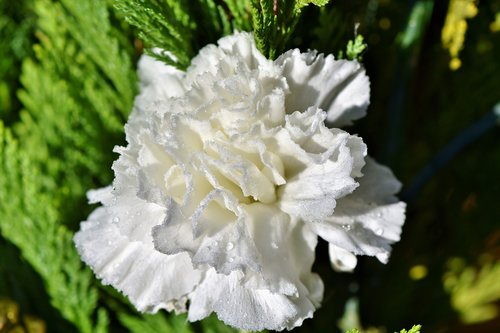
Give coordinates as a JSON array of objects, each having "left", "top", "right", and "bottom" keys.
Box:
[
  {"left": 250, "top": 0, "right": 331, "bottom": 59},
  {"left": 0, "top": 0, "right": 35, "bottom": 123},
  {"left": 345, "top": 329, "right": 361, "bottom": 333},
  {"left": 345, "top": 34, "right": 367, "bottom": 61},
  {"left": 444, "top": 258, "right": 500, "bottom": 324},
  {"left": 199, "top": 314, "right": 241, "bottom": 333},
  {"left": 118, "top": 313, "right": 194, "bottom": 333},
  {"left": 0, "top": 122, "right": 105, "bottom": 333},
  {"left": 398, "top": 0, "right": 433, "bottom": 50},
  {"left": 295, "top": 0, "right": 330, "bottom": 10},
  {"left": 1, "top": 0, "right": 137, "bottom": 332},
  {"left": 221, "top": 0, "right": 252, "bottom": 32},
  {"left": 399, "top": 324, "right": 422, "bottom": 333},
  {"left": 114, "top": 0, "right": 195, "bottom": 69}
]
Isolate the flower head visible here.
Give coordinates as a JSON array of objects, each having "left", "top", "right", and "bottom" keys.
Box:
[{"left": 74, "top": 32, "right": 405, "bottom": 331}]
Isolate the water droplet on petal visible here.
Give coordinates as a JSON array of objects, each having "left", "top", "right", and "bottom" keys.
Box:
[
  {"left": 226, "top": 242, "right": 234, "bottom": 251},
  {"left": 112, "top": 217, "right": 120, "bottom": 223},
  {"left": 228, "top": 257, "right": 234, "bottom": 263},
  {"left": 376, "top": 212, "right": 382, "bottom": 218},
  {"left": 342, "top": 224, "right": 352, "bottom": 231},
  {"left": 375, "top": 228, "right": 384, "bottom": 236}
]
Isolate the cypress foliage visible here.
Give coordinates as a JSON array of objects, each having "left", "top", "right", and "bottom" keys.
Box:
[{"left": 1, "top": 0, "right": 136, "bottom": 331}]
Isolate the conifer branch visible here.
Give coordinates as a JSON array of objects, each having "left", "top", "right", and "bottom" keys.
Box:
[
  {"left": 114, "top": 0, "right": 195, "bottom": 69},
  {"left": 250, "top": 0, "right": 331, "bottom": 59},
  {"left": 1, "top": 0, "right": 137, "bottom": 332}
]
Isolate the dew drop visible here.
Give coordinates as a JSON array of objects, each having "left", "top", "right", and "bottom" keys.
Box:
[
  {"left": 342, "top": 224, "right": 352, "bottom": 231},
  {"left": 226, "top": 242, "right": 234, "bottom": 251},
  {"left": 112, "top": 217, "right": 120, "bottom": 223},
  {"left": 375, "top": 228, "right": 384, "bottom": 236},
  {"left": 228, "top": 257, "right": 234, "bottom": 263}
]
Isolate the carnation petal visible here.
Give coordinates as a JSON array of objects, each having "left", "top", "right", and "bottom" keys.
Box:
[
  {"left": 74, "top": 208, "right": 202, "bottom": 313},
  {"left": 308, "top": 158, "right": 406, "bottom": 264},
  {"left": 278, "top": 160, "right": 357, "bottom": 220},
  {"left": 277, "top": 49, "right": 370, "bottom": 127},
  {"left": 278, "top": 115, "right": 364, "bottom": 220},
  {"left": 139, "top": 55, "right": 185, "bottom": 94},
  {"left": 243, "top": 203, "right": 323, "bottom": 301},
  {"left": 187, "top": 268, "right": 321, "bottom": 332},
  {"left": 186, "top": 31, "right": 271, "bottom": 85},
  {"left": 329, "top": 244, "right": 358, "bottom": 272},
  {"left": 75, "top": 32, "right": 404, "bottom": 332},
  {"left": 152, "top": 198, "right": 262, "bottom": 275}
]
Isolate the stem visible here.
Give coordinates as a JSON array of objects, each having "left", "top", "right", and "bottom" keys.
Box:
[{"left": 401, "top": 103, "right": 500, "bottom": 202}]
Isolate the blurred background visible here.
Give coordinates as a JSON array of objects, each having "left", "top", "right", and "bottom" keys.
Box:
[{"left": 1, "top": 0, "right": 499, "bottom": 332}]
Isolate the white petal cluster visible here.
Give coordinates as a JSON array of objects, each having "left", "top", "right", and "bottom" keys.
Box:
[{"left": 74, "top": 32, "right": 405, "bottom": 331}]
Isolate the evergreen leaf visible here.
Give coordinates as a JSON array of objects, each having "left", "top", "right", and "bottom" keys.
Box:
[
  {"left": 1, "top": 0, "right": 137, "bottom": 332},
  {"left": 118, "top": 313, "right": 194, "bottom": 333},
  {"left": 399, "top": 324, "right": 422, "bottom": 333},
  {"left": 345, "top": 34, "right": 367, "bottom": 61},
  {"left": 0, "top": 0, "right": 35, "bottom": 123},
  {"left": 221, "top": 0, "right": 252, "bottom": 32},
  {"left": 114, "top": 0, "right": 195, "bottom": 69},
  {"left": 250, "top": 0, "right": 331, "bottom": 59},
  {"left": 295, "top": 0, "right": 330, "bottom": 10},
  {"left": 0, "top": 122, "right": 105, "bottom": 333}
]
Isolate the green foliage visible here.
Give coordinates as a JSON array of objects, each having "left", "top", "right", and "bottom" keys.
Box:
[
  {"left": 0, "top": 0, "right": 35, "bottom": 123},
  {"left": 296, "top": 0, "right": 330, "bottom": 10},
  {"left": 337, "top": 34, "right": 367, "bottom": 61},
  {"left": 250, "top": 0, "right": 331, "bottom": 59},
  {"left": 399, "top": 325, "right": 422, "bottom": 333},
  {"left": 114, "top": 0, "right": 253, "bottom": 69},
  {"left": 119, "top": 313, "right": 194, "bottom": 333},
  {"left": 345, "top": 35, "right": 367, "bottom": 61},
  {"left": 118, "top": 312, "right": 243, "bottom": 333},
  {"left": 0, "top": 0, "right": 137, "bottom": 331},
  {"left": 0, "top": 123, "right": 107, "bottom": 333},
  {"left": 444, "top": 258, "right": 500, "bottom": 324},
  {"left": 397, "top": 0, "right": 433, "bottom": 50},
  {"left": 17, "top": 0, "right": 136, "bottom": 210},
  {"left": 312, "top": 6, "right": 349, "bottom": 55},
  {"left": 344, "top": 325, "right": 421, "bottom": 333},
  {"left": 114, "top": 0, "right": 195, "bottom": 68},
  {"left": 199, "top": 314, "right": 241, "bottom": 333},
  {"left": 219, "top": 0, "right": 253, "bottom": 33}
]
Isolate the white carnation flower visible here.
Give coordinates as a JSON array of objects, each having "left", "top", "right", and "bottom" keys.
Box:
[{"left": 74, "top": 32, "right": 405, "bottom": 331}]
